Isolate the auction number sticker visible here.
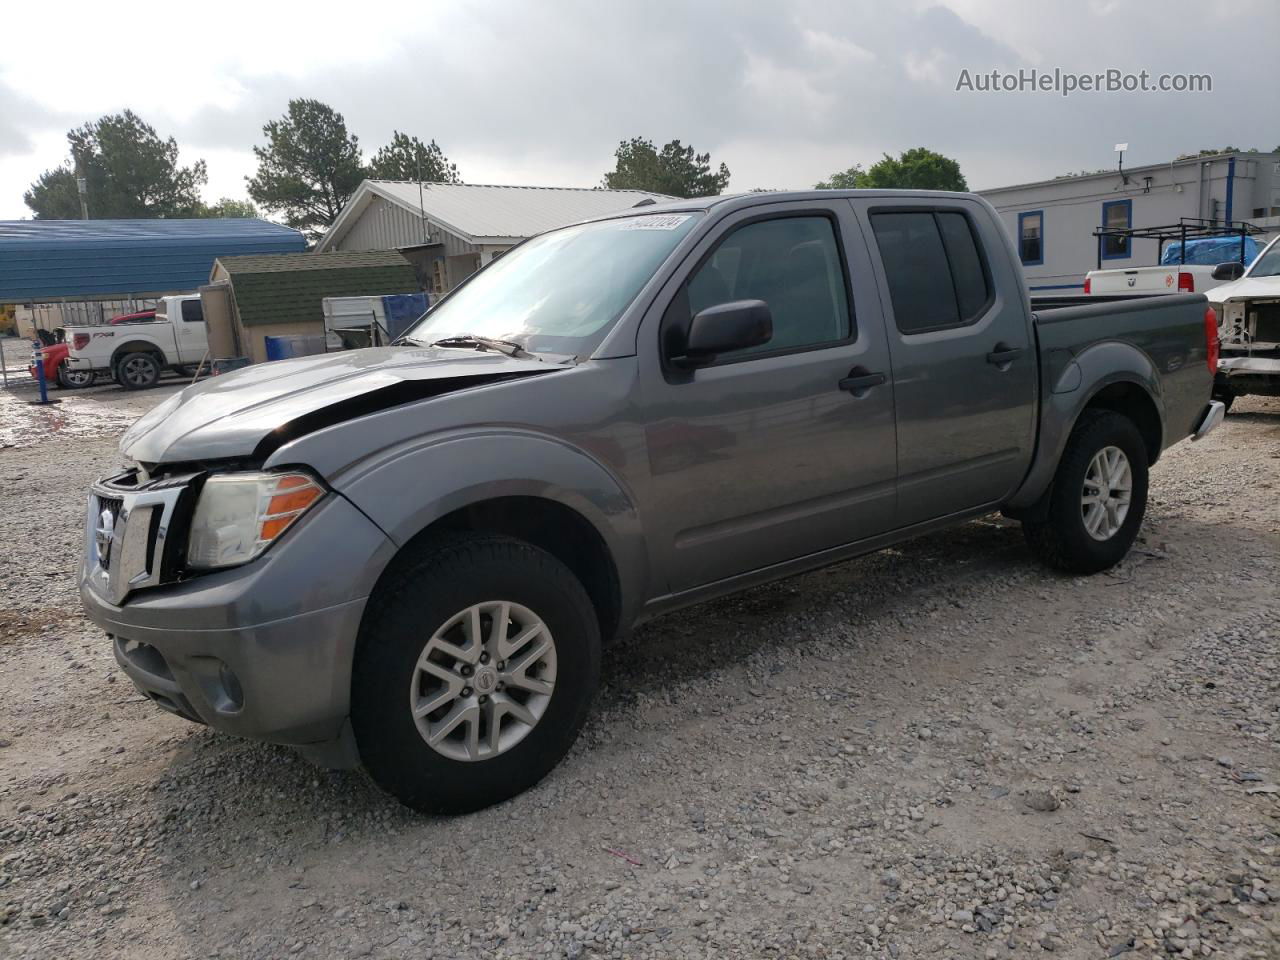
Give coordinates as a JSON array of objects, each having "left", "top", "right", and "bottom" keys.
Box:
[{"left": 623, "top": 214, "right": 692, "bottom": 230}]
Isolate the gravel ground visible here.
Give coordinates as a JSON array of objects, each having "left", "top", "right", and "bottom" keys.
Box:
[{"left": 0, "top": 380, "right": 1277, "bottom": 960}]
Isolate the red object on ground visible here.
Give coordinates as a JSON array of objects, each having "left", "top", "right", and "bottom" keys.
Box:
[{"left": 28, "top": 342, "right": 69, "bottom": 383}]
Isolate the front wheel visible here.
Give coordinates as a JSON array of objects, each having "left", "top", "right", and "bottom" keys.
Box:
[
  {"left": 352, "top": 535, "right": 601, "bottom": 814},
  {"left": 1022, "top": 410, "right": 1149, "bottom": 575}
]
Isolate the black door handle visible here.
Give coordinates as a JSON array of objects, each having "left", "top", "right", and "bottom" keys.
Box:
[
  {"left": 838, "top": 371, "right": 886, "bottom": 394},
  {"left": 986, "top": 344, "right": 1024, "bottom": 366}
]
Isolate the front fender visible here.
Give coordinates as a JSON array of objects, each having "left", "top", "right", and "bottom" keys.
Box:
[
  {"left": 1005, "top": 340, "right": 1163, "bottom": 511},
  {"left": 322, "top": 430, "right": 648, "bottom": 626}
]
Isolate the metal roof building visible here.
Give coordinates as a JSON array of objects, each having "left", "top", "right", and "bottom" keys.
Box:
[
  {"left": 0, "top": 218, "right": 307, "bottom": 304},
  {"left": 316, "top": 181, "right": 672, "bottom": 293}
]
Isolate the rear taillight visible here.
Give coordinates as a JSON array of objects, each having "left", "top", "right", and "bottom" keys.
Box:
[
  {"left": 72, "top": 333, "right": 89, "bottom": 351},
  {"left": 1083, "top": 277, "right": 1091, "bottom": 295},
  {"left": 1204, "top": 307, "right": 1219, "bottom": 373},
  {"left": 1178, "top": 272, "right": 1194, "bottom": 293}
]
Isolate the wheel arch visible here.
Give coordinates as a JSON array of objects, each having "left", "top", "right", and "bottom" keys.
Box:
[
  {"left": 109, "top": 340, "right": 165, "bottom": 368},
  {"left": 1005, "top": 350, "right": 1164, "bottom": 518},
  {"left": 332, "top": 432, "right": 648, "bottom": 642}
]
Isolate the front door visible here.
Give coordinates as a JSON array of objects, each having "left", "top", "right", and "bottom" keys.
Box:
[
  {"left": 855, "top": 198, "right": 1037, "bottom": 526},
  {"left": 640, "top": 203, "right": 897, "bottom": 593}
]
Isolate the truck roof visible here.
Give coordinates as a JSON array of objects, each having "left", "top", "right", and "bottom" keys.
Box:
[{"left": 584, "top": 188, "right": 982, "bottom": 221}]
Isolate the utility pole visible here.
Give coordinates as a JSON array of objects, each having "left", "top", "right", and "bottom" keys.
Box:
[
  {"left": 76, "top": 176, "right": 89, "bottom": 220},
  {"left": 416, "top": 153, "right": 429, "bottom": 245}
]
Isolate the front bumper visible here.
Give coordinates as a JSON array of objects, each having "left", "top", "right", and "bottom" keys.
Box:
[{"left": 79, "top": 476, "right": 397, "bottom": 766}]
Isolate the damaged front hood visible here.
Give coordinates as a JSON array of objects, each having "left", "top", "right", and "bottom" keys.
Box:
[
  {"left": 121, "top": 346, "right": 561, "bottom": 464},
  {"left": 1206, "top": 276, "right": 1280, "bottom": 303}
]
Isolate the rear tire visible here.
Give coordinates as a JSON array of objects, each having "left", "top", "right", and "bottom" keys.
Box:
[
  {"left": 56, "top": 362, "right": 93, "bottom": 390},
  {"left": 1212, "top": 386, "right": 1235, "bottom": 413},
  {"left": 114, "top": 352, "right": 161, "bottom": 390},
  {"left": 352, "top": 534, "right": 601, "bottom": 814},
  {"left": 1022, "top": 410, "right": 1149, "bottom": 575}
]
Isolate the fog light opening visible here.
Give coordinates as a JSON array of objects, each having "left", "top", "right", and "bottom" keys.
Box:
[{"left": 218, "top": 662, "right": 245, "bottom": 712}]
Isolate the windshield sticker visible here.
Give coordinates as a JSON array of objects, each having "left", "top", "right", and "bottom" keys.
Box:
[{"left": 622, "top": 214, "right": 692, "bottom": 231}]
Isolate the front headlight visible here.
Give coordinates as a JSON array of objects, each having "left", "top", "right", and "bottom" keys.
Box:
[{"left": 187, "top": 471, "right": 325, "bottom": 570}]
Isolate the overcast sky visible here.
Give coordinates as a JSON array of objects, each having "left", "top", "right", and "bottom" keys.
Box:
[{"left": 1, "top": 0, "right": 1274, "bottom": 220}]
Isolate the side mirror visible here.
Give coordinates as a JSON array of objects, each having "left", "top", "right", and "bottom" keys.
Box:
[
  {"left": 1211, "top": 261, "right": 1245, "bottom": 282},
  {"left": 676, "top": 300, "right": 772, "bottom": 366}
]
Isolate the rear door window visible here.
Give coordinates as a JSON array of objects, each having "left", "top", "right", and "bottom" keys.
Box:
[
  {"left": 870, "top": 210, "right": 991, "bottom": 335},
  {"left": 181, "top": 300, "right": 204, "bottom": 323}
]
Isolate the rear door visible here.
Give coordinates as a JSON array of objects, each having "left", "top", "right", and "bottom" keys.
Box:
[
  {"left": 639, "top": 200, "right": 897, "bottom": 592},
  {"left": 854, "top": 197, "right": 1036, "bottom": 526}
]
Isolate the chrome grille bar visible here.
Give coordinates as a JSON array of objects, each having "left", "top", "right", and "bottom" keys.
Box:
[{"left": 84, "top": 473, "right": 193, "bottom": 604}]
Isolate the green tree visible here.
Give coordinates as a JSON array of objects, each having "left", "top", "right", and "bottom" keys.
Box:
[
  {"left": 24, "top": 110, "right": 207, "bottom": 219},
  {"left": 198, "top": 197, "right": 261, "bottom": 218},
  {"left": 246, "top": 99, "right": 365, "bottom": 239},
  {"left": 603, "top": 137, "right": 730, "bottom": 197},
  {"left": 817, "top": 148, "right": 966, "bottom": 192},
  {"left": 368, "top": 132, "right": 460, "bottom": 183},
  {"left": 814, "top": 165, "right": 864, "bottom": 190}
]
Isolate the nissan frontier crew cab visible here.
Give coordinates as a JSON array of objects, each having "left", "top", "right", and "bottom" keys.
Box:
[{"left": 79, "top": 190, "right": 1224, "bottom": 814}]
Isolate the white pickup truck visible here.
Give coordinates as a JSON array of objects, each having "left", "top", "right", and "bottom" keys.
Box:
[
  {"left": 65, "top": 294, "right": 208, "bottom": 390},
  {"left": 1085, "top": 234, "right": 1263, "bottom": 297},
  {"left": 1205, "top": 234, "right": 1280, "bottom": 408}
]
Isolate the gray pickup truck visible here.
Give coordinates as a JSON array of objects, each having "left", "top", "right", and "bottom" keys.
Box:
[{"left": 79, "top": 190, "right": 1223, "bottom": 813}]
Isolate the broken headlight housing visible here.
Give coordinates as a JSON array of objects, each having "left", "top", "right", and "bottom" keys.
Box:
[{"left": 187, "top": 471, "right": 325, "bottom": 570}]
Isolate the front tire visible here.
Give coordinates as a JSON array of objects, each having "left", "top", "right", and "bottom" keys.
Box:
[
  {"left": 1022, "top": 410, "right": 1149, "bottom": 575},
  {"left": 114, "top": 352, "right": 161, "bottom": 390},
  {"left": 352, "top": 534, "right": 601, "bottom": 814}
]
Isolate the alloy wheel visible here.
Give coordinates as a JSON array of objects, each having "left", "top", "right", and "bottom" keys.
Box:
[
  {"left": 1081, "top": 445, "right": 1132, "bottom": 541},
  {"left": 409, "top": 600, "right": 557, "bottom": 762}
]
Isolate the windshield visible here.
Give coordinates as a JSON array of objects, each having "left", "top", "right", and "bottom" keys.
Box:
[
  {"left": 1247, "top": 238, "right": 1280, "bottom": 278},
  {"left": 402, "top": 212, "right": 701, "bottom": 356}
]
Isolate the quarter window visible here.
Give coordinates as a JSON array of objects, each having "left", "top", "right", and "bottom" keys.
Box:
[
  {"left": 870, "top": 210, "right": 992, "bottom": 335},
  {"left": 1018, "top": 210, "right": 1043, "bottom": 265},
  {"left": 686, "top": 216, "right": 852, "bottom": 355}
]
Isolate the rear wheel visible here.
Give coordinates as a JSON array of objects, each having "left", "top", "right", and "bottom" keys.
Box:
[
  {"left": 56, "top": 362, "right": 93, "bottom": 390},
  {"left": 114, "top": 352, "right": 161, "bottom": 390},
  {"left": 352, "top": 534, "right": 601, "bottom": 814},
  {"left": 1022, "top": 410, "right": 1149, "bottom": 574}
]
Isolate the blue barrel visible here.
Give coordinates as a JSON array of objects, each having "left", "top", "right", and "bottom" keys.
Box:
[{"left": 264, "top": 335, "right": 327, "bottom": 361}]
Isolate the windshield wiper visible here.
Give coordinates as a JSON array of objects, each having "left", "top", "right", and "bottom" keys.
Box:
[{"left": 423, "top": 334, "right": 536, "bottom": 360}]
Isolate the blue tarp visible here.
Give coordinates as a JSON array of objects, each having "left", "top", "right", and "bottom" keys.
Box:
[
  {"left": 382, "top": 293, "right": 430, "bottom": 341},
  {"left": 1161, "top": 236, "right": 1262, "bottom": 267},
  {"left": 0, "top": 218, "right": 306, "bottom": 302}
]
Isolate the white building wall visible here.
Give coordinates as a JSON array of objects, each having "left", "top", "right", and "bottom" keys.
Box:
[{"left": 979, "top": 154, "right": 1280, "bottom": 292}]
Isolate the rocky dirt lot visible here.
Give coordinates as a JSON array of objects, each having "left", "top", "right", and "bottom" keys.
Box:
[{"left": 0, "top": 381, "right": 1277, "bottom": 960}]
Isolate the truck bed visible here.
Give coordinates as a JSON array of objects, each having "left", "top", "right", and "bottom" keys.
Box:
[{"left": 1032, "top": 292, "right": 1211, "bottom": 450}]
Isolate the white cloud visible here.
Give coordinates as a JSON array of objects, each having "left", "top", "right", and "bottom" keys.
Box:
[{"left": 0, "top": 0, "right": 1274, "bottom": 218}]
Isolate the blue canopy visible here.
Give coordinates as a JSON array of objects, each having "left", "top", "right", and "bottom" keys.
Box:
[
  {"left": 1161, "top": 235, "right": 1261, "bottom": 267},
  {"left": 0, "top": 218, "right": 306, "bottom": 302}
]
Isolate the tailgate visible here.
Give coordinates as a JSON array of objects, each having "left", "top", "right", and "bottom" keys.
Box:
[{"left": 1087, "top": 266, "right": 1180, "bottom": 295}]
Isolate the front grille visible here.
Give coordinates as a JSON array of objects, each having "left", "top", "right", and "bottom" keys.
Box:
[
  {"left": 94, "top": 497, "right": 123, "bottom": 571},
  {"left": 85, "top": 473, "right": 195, "bottom": 604}
]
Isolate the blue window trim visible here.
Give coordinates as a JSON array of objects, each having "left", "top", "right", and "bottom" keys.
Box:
[
  {"left": 1017, "top": 209, "right": 1044, "bottom": 266},
  {"left": 1100, "top": 199, "right": 1132, "bottom": 261}
]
